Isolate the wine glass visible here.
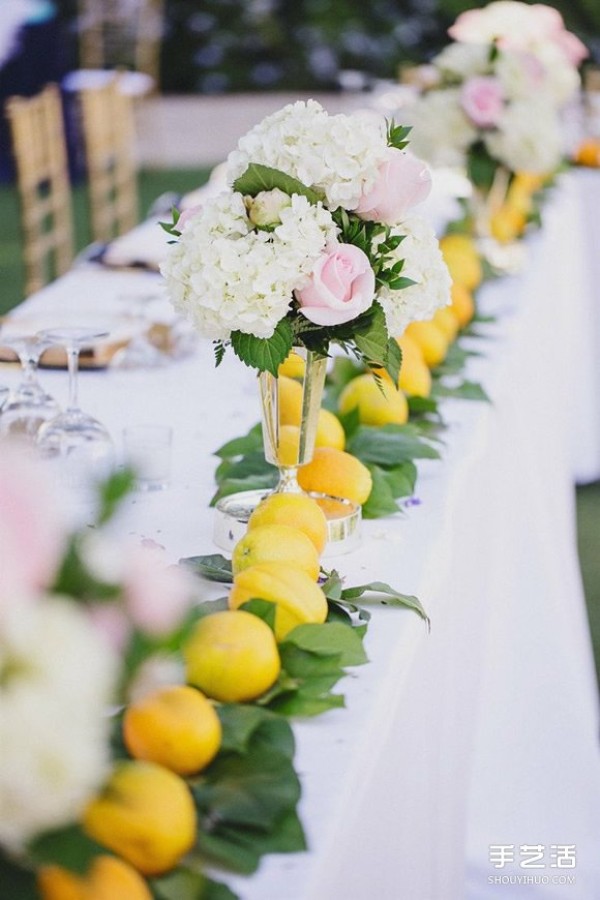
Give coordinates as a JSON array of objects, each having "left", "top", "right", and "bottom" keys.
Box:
[
  {"left": 110, "top": 291, "right": 167, "bottom": 369},
  {"left": 35, "top": 327, "right": 114, "bottom": 474},
  {"left": 0, "top": 333, "right": 60, "bottom": 441}
]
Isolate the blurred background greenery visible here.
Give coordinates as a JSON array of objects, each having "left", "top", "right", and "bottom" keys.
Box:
[{"left": 53, "top": 0, "right": 599, "bottom": 94}]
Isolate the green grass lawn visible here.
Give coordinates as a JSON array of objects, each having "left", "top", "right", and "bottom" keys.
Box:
[{"left": 0, "top": 167, "right": 210, "bottom": 315}]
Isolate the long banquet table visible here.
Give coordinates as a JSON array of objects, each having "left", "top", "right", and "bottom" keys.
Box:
[{"left": 3, "top": 170, "right": 600, "bottom": 899}]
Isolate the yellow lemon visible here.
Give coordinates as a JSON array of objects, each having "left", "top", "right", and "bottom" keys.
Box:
[
  {"left": 184, "top": 609, "right": 281, "bottom": 702},
  {"left": 278, "top": 376, "right": 304, "bottom": 425},
  {"left": 512, "top": 171, "right": 546, "bottom": 192},
  {"left": 432, "top": 307, "right": 460, "bottom": 343},
  {"left": 449, "top": 282, "right": 475, "bottom": 329},
  {"left": 490, "top": 205, "right": 527, "bottom": 243},
  {"left": 229, "top": 562, "right": 328, "bottom": 640},
  {"left": 315, "top": 408, "right": 346, "bottom": 450},
  {"left": 38, "top": 856, "right": 152, "bottom": 900},
  {"left": 278, "top": 351, "right": 306, "bottom": 379},
  {"left": 83, "top": 761, "right": 196, "bottom": 877},
  {"left": 338, "top": 374, "right": 408, "bottom": 426},
  {"left": 232, "top": 523, "right": 320, "bottom": 579},
  {"left": 298, "top": 447, "right": 373, "bottom": 505},
  {"left": 398, "top": 352, "right": 432, "bottom": 398},
  {"left": 397, "top": 333, "right": 425, "bottom": 366},
  {"left": 248, "top": 493, "right": 328, "bottom": 554},
  {"left": 404, "top": 321, "right": 449, "bottom": 368},
  {"left": 123, "top": 685, "right": 222, "bottom": 777},
  {"left": 439, "top": 233, "right": 483, "bottom": 291},
  {"left": 276, "top": 424, "right": 302, "bottom": 466}
]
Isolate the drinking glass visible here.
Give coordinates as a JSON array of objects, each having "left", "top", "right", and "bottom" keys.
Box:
[
  {"left": 0, "top": 334, "right": 59, "bottom": 440},
  {"left": 35, "top": 327, "right": 114, "bottom": 472},
  {"left": 110, "top": 292, "right": 166, "bottom": 369}
]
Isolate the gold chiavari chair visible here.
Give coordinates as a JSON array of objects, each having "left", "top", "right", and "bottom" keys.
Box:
[
  {"left": 6, "top": 85, "right": 74, "bottom": 296},
  {"left": 77, "top": 0, "right": 164, "bottom": 87},
  {"left": 78, "top": 74, "right": 139, "bottom": 244}
]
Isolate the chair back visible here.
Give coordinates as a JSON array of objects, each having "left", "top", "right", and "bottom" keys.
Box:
[
  {"left": 6, "top": 85, "right": 74, "bottom": 296},
  {"left": 79, "top": 75, "right": 139, "bottom": 243},
  {"left": 77, "top": 0, "right": 164, "bottom": 86}
]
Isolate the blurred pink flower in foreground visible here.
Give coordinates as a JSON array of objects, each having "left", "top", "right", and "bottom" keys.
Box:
[
  {"left": 461, "top": 76, "right": 505, "bottom": 128},
  {"left": 0, "top": 444, "right": 66, "bottom": 606},
  {"left": 123, "top": 544, "right": 194, "bottom": 637}
]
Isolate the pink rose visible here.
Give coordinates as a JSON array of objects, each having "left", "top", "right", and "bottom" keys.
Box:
[
  {"left": 176, "top": 204, "right": 202, "bottom": 231},
  {"left": 553, "top": 30, "right": 588, "bottom": 66},
  {"left": 0, "top": 444, "right": 66, "bottom": 602},
  {"left": 354, "top": 148, "right": 432, "bottom": 225},
  {"left": 460, "top": 76, "right": 505, "bottom": 128},
  {"left": 296, "top": 243, "right": 375, "bottom": 327}
]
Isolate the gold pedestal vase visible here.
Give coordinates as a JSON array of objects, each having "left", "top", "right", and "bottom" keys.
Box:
[{"left": 213, "top": 349, "right": 361, "bottom": 555}]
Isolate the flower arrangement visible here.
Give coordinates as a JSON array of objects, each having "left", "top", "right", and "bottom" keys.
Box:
[
  {"left": 406, "top": 2, "right": 587, "bottom": 188},
  {"left": 0, "top": 444, "right": 198, "bottom": 894},
  {"left": 161, "top": 100, "right": 451, "bottom": 382}
]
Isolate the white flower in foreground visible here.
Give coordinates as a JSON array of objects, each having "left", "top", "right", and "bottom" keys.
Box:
[
  {"left": 435, "top": 42, "right": 490, "bottom": 80},
  {"left": 376, "top": 216, "right": 452, "bottom": 337},
  {"left": 406, "top": 89, "right": 478, "bottom": 169},
  {"left": 226, "top": 99, "right": 389, "bottom": 210},
  {"left": 484, "top": 100, "right": 563, "bottom": 174},
  {"left": 0, "top": 598, "right": 117, "bottom": 850},
  {"left": 161, "top": 191, "right": 338, "bottom": 341}
]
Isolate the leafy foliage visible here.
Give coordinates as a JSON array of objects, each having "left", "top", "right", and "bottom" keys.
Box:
[
  {"left": 231, "top": 318, "right": 294, "bottom": 376},
  {"left": 233, "top": 164, "right": 323, "bottom": 204}
]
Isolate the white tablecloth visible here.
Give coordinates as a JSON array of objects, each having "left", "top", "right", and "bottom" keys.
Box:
[{"left": 2, "top": 172, "right": 600, "bottom": 899}]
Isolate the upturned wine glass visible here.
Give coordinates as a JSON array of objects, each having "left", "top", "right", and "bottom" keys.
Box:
[
  {"left": 0, "top": 333, "right": 59, "bottom": 441},
  {"left": 35, "top": 327, "right": 114, "bottom": 472}
]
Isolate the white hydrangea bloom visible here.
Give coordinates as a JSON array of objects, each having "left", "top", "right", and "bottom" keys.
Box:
[
  {"left": 226, "top": 100, "right": 389, "bottom": 210},
  {"left": 0, "top": 598, "right": 117, "bottom": 850},
  {"left": 161, "top": 191, "right": 338, "bottom": 340},
  {"left": 532, "top": 42, "right": 581, "bottom": 105},
  {"left": 435, "top": 42, "right": 490, "bottom": 80},
  {"left": 376, "top": 216, "right": 452, "bottom": 337},
  {"left": 406, "top": 89, "right": 478, "bottom": 169},
  {"left": 484, "top": 100, "right": 563, "bottom": 173},
  {"left": 495, "top": 51, "right": 537, "bottom": 101}
]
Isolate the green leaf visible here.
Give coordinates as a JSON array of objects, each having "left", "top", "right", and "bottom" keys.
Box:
[
  {"left": 233, "top": 163, "right": 322, "bottom": 204},
  {"left": 408, "top": 395, "right": 439, "bottom": 416},
  {"left": 231, "top": 318, "right": 294, "bottom": 376},
  {"left": 179, "top": 554, "right": 233, "bottom": 583},
  {"left": 320, "top": 568, "right": 344, "bottom": 601},
  {"left": 347, "top": 424, "right": 440, "bottom": 466},
  {"left": 152, "top": 869, "right": 239, "bottom": 900},
  {"left": 51, "top": 538, "right": 121, "bottom": 603},
  {"left": 380, "top": 460, "right": 417, "bottom": 499},
  {"left": 215, "top": 451, "right": 273, "bottom": 485},
  {"left": 433, "top": 380, "right": 490, "bottom": 402},
  {"left": 0, "top": 853, "right": 38, "bottom": 900},
  {"left": 28, "top": 825, "right": 105, "bottom": 874},
  {"left": 96, "top": 468, "right": 136, "bottom": 524},
  {"left": 267, "top": 692, "right": 345, "bottom": 717},
  {"left": 361, "top": 464, "right": 401, "bottom": 519},
  {"left": 194, "top": 809, "right": 306, "bottom": 875},
  {"left": 214, "top": 424, "right": 264, "bottom": 460},
  {"left": 194, "top": 751, "right": 300, "bottom": 833},
  {"left": 209, "top": 474, "right": 277, "bottom": 506},
  {"left": 337, "top": 404, "right": 361, "bottom": 439},
  {"left": 240, "top": 598, "right": 277, "bottom": 631},
  {"left": 384, "top": 335, "right": 402, "bottom": 384},
  {"left": 341, "top": 581, "right": 429, "bottom": 626},
  {"left": 353, "top": 302, "right": 389, "bottom": 368},
  {"left": 216, "top": 705, "right": 288, "bottom": 756},
  {"left": 283, "top": 622, "right": 368, "bottom": 667}
]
